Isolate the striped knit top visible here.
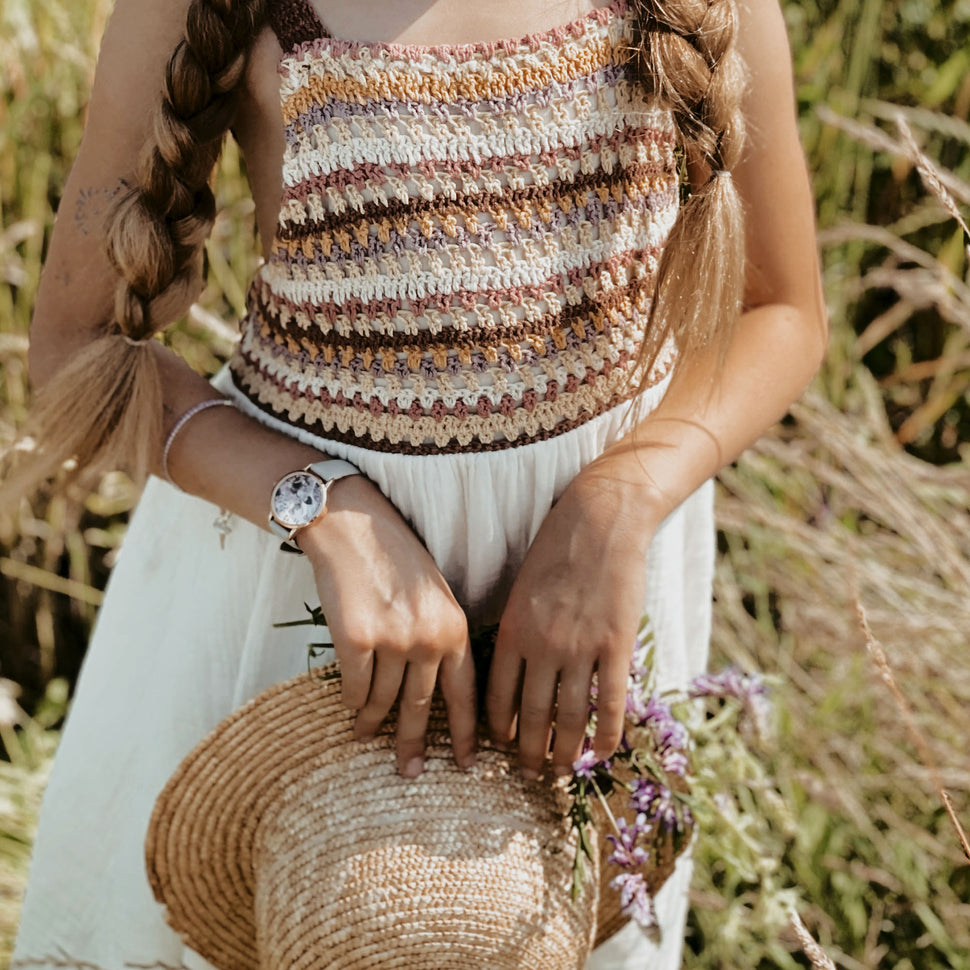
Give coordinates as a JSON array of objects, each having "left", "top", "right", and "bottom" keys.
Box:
[{"left": 228, "top": 0, "right": 681, "bottom": 455}]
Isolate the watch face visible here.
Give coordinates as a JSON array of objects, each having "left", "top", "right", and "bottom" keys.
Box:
[{"left": 271, "top": 471, "right": 326, "bottom": 529}]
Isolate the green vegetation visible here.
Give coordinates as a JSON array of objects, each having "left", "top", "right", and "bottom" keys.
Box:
[{"left": 1, "top": 0, "right": 969, "bottom": 966}]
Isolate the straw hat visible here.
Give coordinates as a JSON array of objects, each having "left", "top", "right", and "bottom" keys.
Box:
[{"left": 146, "top": 666, "right": 677, "bottom": 969}]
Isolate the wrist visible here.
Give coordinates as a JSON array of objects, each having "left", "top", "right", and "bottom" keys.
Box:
[
  {"left": 292, "top": 475, "right": 384, "bottom": 557},
  {"left": 568, "top": 452, "right": 670, "bottom": 535},
  {"left": 268, "top": 459, "right": 364, "bottom": 553}
]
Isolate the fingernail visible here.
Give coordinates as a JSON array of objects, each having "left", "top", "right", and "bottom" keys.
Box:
[
  {"left": 554, "top": 764, "right": 572, "bottom": 777},
  {"left": 520, "top": 767, "right": 539, "bottom": 781},
  {"left": 459, "top": 754, "right": 477, "bottom": 771},
  {"left": 403, "top": 757, "right": 424, "bottom": 778}
]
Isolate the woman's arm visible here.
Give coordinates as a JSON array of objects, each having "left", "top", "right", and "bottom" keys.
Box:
[
  {"left": 487, "top": 0, "right": 829, "bottom": 777},
  {"left": 28, "top": 0, "right": 477, "bottom": 776}
]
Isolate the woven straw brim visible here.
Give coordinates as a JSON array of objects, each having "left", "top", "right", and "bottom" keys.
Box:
[{"left": 146, "top": 667, "right": 607, "bottom": 970}]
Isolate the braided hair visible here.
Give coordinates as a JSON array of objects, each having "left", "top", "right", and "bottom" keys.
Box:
[
  {"left": 108, "top": 0, "right": 267, "bottom": 343},
  {"left": 632, "top": 0, "right": 747, "bottom": 382},
  {"left": 2, "top": 0, "right": 267, "bottom": 501}
]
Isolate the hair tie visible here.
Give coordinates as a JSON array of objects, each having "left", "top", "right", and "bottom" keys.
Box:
[
  {"left": 120, "top": 332, "right": 154, "bottom": 348},
  {"left": 712, "top": 170, "right": 732, "bottom": 180}
]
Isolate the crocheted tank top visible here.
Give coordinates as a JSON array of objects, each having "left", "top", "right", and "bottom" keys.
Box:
[{"left": 227, "top": 0, "right": 680, "bottom": 456}]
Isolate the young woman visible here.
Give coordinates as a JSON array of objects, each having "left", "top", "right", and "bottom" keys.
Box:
[{"left": 10, "top": 0, "right": 827, "bottom": 965}]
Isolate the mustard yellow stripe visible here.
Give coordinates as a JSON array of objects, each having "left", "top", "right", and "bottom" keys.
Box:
[{"left": 281, "top": 33, "right": 623, "bottom": 124}]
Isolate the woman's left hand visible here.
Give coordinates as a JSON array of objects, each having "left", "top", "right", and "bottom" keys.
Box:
[{"left": 486, "top": 455, "right": 659, "bottom": 778}]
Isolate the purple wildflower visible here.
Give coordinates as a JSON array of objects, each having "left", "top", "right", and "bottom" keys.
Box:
[
  {"left": 629, "top": 779, "right": 678, "bottom": 832},
  {"left": 572, "top": 749, "right": 609, "bottom": 781},
  {"left": 606, "top": 816, "right": 650, "bottom": 869},
  {"left": 659, "top": 748, "right": 690, "bottom": 777},
  {"left": 690, "top": 666, "right": 754, "bottom": 701},
  {"left": 690, "top": 666, "right": 772, "bottom": 742},
  {"left": 610, "top": 872, "right": 657, "bottom": 932},
  {"left": 649, "top": 696, "right": 689, "bottom": 751},
  {"left": 627, "top": 693, "right": 690, "bottom": 778},
  {"left": 625, "top": 689, "right": 647, "bottom": 722}
]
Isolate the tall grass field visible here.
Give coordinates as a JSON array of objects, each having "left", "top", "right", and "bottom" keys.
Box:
[{"left": 2, "top": 0, "right": 970, "bottom": 966}]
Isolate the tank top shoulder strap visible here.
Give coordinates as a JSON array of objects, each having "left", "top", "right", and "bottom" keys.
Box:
[{"left": 268, "top": 0, "right": 331, "bottom": 52}]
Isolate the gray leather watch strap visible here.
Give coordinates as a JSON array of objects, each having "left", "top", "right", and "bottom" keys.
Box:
[{"left": 305, "top": 459, "right": 362, "bottom": 483}]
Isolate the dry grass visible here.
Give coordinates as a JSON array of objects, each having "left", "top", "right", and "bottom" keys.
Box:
[
  {"left": 687, "top": 104, "right": 970, "bottom": 969},
  {"left": 694, "top": 381, "right": 970, "bottom": 968}
]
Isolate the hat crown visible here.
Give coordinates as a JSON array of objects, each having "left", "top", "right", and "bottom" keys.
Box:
[
  {"left": 255, "top": 744, "right": 596, "bottom": 968},
  {"left": 148, "top": 670, "right": 602, "bottom": 970}
]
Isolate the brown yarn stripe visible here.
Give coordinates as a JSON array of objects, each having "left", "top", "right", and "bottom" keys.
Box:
[
  {"left": 228, "top": 356, "right": 654, "bottom": 455},
  {"left": 274, "top": 160, "right": 674, "bottom": 243},
  {"left": 267, "top": 0, "right": 327, "bottom": 54},
  {"left": 278, "top": 126, "right": 676, "bottom": 208},
  {"left": 252, "top": 266, "right": 656, "bottom": 356}
]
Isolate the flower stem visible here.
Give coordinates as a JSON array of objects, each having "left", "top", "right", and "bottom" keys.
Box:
[{"left": 589, "top": 774, "right": 623, "bottom": 838}]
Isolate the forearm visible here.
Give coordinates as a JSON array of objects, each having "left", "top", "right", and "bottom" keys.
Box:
[
  {"left": 28, "top": 313, "right": 329, "bottom": 531},
  {"left": 566, "top": 0, "right": 831, "bottom": 531},
  {"left": 576, "top": 301, "right": 828, "bottom": 529},
  {"left": 147, "top": 343, "right": 330, "bottom": 529}
]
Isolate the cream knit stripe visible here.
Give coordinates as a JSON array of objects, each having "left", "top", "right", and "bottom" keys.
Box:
[
  {"left": 277, "top": 125, "right": 676, "bottom": 208},
  {"left": 274, "top": 188, "right": 676, "bottom": 279},
  {"left": 281, "top": 102, "right": 649, "bottom": 185},
  {"left": 269, "top": 199, "right": 675, "bottom": 301},
  {"left": 280, "top": 135, "right": 672, "bottom": 225},
  {"left": 282, "top": 60, "right": 630, "bottom": 141},
  {"left": 282, "top": 79, "right": 640, "bottom": 165},
  {"left": 264, "top": 210, "right": 676, "bottom": 308},
  {"left": 254, "top": 250, "right": 658, "bottom": 338}
]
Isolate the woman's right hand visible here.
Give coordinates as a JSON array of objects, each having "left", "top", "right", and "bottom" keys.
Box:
[{"left": 296, "top": 475, "right": 477, "bottom": 778}]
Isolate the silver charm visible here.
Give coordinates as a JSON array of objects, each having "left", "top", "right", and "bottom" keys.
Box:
[{"left": 213, "top": 508, "right": 235, "bottom": 550}]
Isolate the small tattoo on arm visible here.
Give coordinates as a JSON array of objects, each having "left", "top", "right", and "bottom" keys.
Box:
[{"left": 74, "top": 177, "right": 130, "bottom": 236}]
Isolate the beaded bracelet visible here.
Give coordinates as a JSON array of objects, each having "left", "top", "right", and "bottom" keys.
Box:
[{"left": 162, "top": 398, "right": 236, "bottom": 487}]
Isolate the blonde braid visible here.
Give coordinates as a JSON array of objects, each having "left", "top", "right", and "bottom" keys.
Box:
[
  {"left": 2, "top": 0, "right": 267, "bottom": 504},
  {"left": 632, "top": 0, "right": 747, "bottom": 381},
  {"left": 108, "top": 0, "right": 267, "bottom": 340}
]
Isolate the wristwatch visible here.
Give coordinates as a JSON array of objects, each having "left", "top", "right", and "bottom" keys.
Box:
[{"left": 268, "top": 459, "right": 361, "bottom": 553}]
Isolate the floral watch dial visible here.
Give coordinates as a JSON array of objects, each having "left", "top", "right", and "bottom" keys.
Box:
[{"left": 270, "top": 471, "right": 326, "bottom": 529}]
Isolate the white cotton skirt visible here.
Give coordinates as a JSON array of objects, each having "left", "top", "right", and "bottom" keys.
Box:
[{"left": 11, "top": 364, "right": 714, "bottom": 970}]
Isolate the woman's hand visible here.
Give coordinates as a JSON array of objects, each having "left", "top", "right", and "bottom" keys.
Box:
[
  {"left": 486, "top": 456, "right": 659, "bottom": 778},
  {"left": 297, "top": 475, "right": 478, "bottom": 778}
]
